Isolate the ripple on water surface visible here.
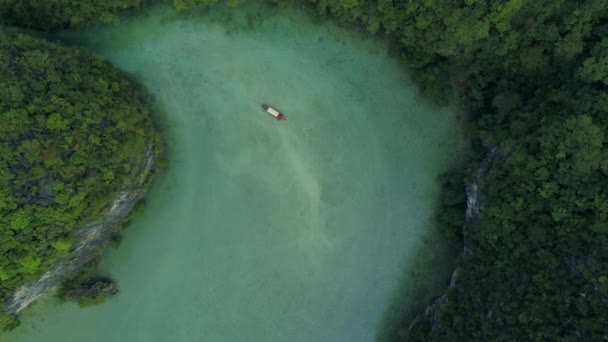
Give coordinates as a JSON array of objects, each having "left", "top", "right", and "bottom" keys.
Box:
[{"left": 7, "top": 4, "right": 467, "bottom": 342}]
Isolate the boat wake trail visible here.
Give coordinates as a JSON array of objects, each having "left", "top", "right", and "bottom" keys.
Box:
[{"left": 276, "top": 129, "right": 333, "bottom": 254}]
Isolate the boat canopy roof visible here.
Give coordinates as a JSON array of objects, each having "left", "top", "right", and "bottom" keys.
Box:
[{"left": 267, "top": 107, "right": 280, "bottom": 117}]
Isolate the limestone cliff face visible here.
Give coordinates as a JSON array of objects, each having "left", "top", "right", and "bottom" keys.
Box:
[
  {"left": 462, "top": 146, "right": 501, "bottom": 255},
  {"left": 409, "top": 147, "right": 502, "bottom": 332},
  {"left": 7, "top": 141, "right": 156, "bottom": 314}
]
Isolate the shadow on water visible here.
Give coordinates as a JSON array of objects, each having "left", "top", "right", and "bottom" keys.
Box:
[{"left": 375, "top": 227, "right": 459, "bottom": 342}]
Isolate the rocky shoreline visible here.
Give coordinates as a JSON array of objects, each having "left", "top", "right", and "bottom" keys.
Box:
[
  {"left": 409, "top": 147, "right": 502, "bottom": 332},
  {"left": 7, "top": 140, "right": 156, "bottom": 315}
]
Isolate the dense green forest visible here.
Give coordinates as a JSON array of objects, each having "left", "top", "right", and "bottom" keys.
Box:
[
  {"left": 0, "top": 0, "right": 145, "bottom": 30},
  {"left": 1, "top": 0, "right": 607, "bottom": 340},
  {"left": 0, "top": 0, "right": 252, "bottom": 30},
  {"left": 0, "top": 29, "right": 158, "bottom": 329}
]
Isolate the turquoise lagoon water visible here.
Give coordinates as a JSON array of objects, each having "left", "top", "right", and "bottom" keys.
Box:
[{"left": 5, "top": 4, "right": 467, "bottom": 342}]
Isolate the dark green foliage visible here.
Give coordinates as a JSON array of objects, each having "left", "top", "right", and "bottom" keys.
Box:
[
  {"left": 0, "top": 0, "right": 144, "bottom": 30},
  {"left": 0, "top": 30, "right": 154, "bottom": 320},
  {"left": 0, "top": 0, "right": 256, "bottom": 31},
  {"left": 0, "top": 310, "right": 18, "bottom": 332},
  {"left": 0, "top": 0, "right": 294, "bottom": 31},
  {"left": 436, "top": 173, "right": 466, "bottom": 245}
]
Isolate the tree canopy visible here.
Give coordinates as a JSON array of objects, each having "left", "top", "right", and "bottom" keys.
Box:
[
  {"left": 0, "top": 0, "right": 257, "bottom": 31},
  {"left": 0, "top": 30, "right": 156, "bottom": 330},
  {"left": 0, "top": 0, "right": 144, "bottom": 30}
]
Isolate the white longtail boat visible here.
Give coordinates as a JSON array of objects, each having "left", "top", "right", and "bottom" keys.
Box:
[{"left": 261, "top": 104, "right": 286, "bottom": 120}]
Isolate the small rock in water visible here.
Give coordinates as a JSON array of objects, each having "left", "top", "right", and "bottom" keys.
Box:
[{"left": 65, "top": 278, "right": 118, "bottom": 303}]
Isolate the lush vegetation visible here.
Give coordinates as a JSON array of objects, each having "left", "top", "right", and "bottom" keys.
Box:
[
  {"left": 2, "top": 0, "right": 608, "bottom": 340},
  {"left": 0, "top": 0, "right": 145, "bottom": 30},
  {"left": 0, "top": 29, "right": 156, "bottom": 330},
  {"left": 0, "top": 0, "right": 259, "bottom": 30}
]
